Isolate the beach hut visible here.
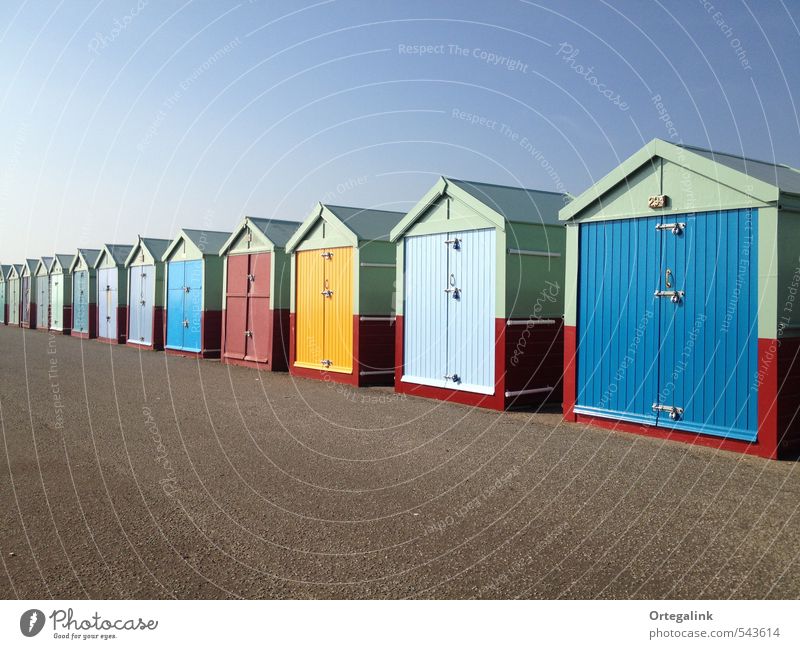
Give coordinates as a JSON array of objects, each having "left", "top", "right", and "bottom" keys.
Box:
[
  {"left": 219, "top": 217, "right": 299, "bottom": 370},
  {"left": 48, "top": 255, "right": 73, "bottom": 334},
  {"left": 94, "top": 244, "right": 133, "bottom": 344},
  {"left": 162, "top": 229, "right": 231, "bottom": 358},
  {"left": 560, "top": 138, "right": 800, "bottom": 459},
  {"left": 390, "top": 178, "right": 566, "bottom": 410},
  {"left": 69, "top": 249, "right": 101, "bottom": 338},
  {"left": 7, "top": 265, "right": 22, "bottom": 326},
  {"left": 285, "top": 203, "right": 405, "bottom": 386},
  {"left": 20, "top": 259, "right": 38, "bottom": 329},
  {"left": 124, "top": 237, "right": 171, "bottom": 350},
  {"left": 34, "top": 257, "right": 53, "bottom": 330},
  {"left": 0, "top": 265, "right": 9, "bottom": 325}
]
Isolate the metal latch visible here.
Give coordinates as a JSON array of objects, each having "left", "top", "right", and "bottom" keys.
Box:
[
  {"left": 655, "top": 222, "right": 686, "bottom": 235},
  {"left": 444, "top": 238, "right": 461, "bottom": 250},
  {"left": 652, "top": 403, "right": 684, "bottom": 421},
  {"left": 444, "top": 373, "right": 461, "bottom": 383},
  {"left": 183, "top": 286, "right": 190, "bottom": 293},
  {"left": 247, "top": 274, "right": 255, "bottom": 282},
  {"left": 321, "top": 359, "right": 333, "bottom": 367},
  {"left": 182, "top": 319, "right": 189, "bottom": 328},
  {"left": 140, "top": 299, "right": 146, "bottom": 305},
  {"left": 444, "top": 273, "right": 460, "bottom": 298},
  {"left": 106, "top": 316, "right": 111, "bottom": 321},
  {"left": 654, "top": 289, "right": 685, "bottom": 304},
  {"left": 245, "top": 330, "right": 252, "bottom": 337},
  {"left": 321, "top": 289, "right": 334, "bottom": 297},
  {"left": 321, "top": 251, "right": 334, "bottom": 259}
]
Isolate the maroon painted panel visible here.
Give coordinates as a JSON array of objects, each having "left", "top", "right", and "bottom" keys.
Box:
[
  {"left": 224, "top": 255, "right": 250, "bottom": 360},
  {"left": 246, "top": 296, "right": 270, "bottom": 362},
  {"left": 249, "top": 252, "right": 271, "bottom": 298},
  {"left": 225, "top": 297, "right": 247, "bottom": 359}
]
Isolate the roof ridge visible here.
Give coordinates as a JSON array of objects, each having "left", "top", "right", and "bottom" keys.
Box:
[
  {"left": 448, "top": 176, "right": 567, "bottom": 196},
  {"left": 679, "top": 143, "right": 797, "bottom": 171},
  {"left": 325, "top": 204, "right": 405, "bottom": 215}
]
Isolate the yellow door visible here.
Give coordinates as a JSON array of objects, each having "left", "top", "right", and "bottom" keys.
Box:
[
  {"left": 295, "top": 250, "right": 325, "bottom": 369},
  {"left": 322, "top": 247, "right": 353, "bottom": 373}
]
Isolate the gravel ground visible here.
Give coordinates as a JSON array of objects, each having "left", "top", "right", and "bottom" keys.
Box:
[{"left": 0, "top": 324, "right": 798, "bottom": 600}]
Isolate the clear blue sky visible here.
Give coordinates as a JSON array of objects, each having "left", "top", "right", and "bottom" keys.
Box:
[{"left": 1, "top": 0, "right": 799, "bottom": 261}]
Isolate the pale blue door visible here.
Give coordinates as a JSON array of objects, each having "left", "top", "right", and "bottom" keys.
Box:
[
  {"left": 402, "top": 233, "right": 449, "bottom": 387},
  {"left": 140, "top": 266, "right": 154, "bottom": 345},
  {"left": 183, "top": 260, "right": 202, "bottom": 352},
  {"left": 73, "top": 271, "right": 88, "bottom": 333},
  {"left": 446, "top": 229, "right": 496, "bottom": 394}
]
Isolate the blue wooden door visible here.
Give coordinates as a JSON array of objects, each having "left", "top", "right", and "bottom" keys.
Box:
[
  {"left": 166, "top": 261, "right": 185, "bottom": 350},
  {"left": 655, "top": 209, "right": 758, "bottom": 441},
  {"left": 446, "top": 229, "right": 496, "bottom": 394},
  {"left": 98, "top": 268, "right": 117, "bottom": 339},
  {"left": 575, "top": 217, "right": 662, "bottom": 424},
  {"left": 402, "top": 233, "right": 449, "bottom": 388},
  {"left": 37, "top": 278, "right": 49, "bottom": 328},
  {"left": 183, "top": 260, "right": 202, "bottom": 352},
  {"left": 73, "top": 271, "right": 88, "bottom": 333}
]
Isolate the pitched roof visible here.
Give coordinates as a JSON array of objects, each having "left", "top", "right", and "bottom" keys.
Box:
[
  {"left": 98, "top": 244, "right": 134, "bottom": 266},
  {"left": 247, "top": 217, "right": 301, "bottom": 248},
  {"left": 69, "top": 249, "right": 101, "bottom": 272},
  {"left": 10, "top": 264, "right": 23, "bottom": 278},
  {"left": 23, "top": 258, "right": 38, "bottom": 274},
  {"left": 677, "top": 144, "right": 800, "bottom": 195},
  {"left": 35, "top": 256, "right": 53, "bottom": 274},
  {"left": 183, "top": 229, "right": 231, "bottom": 255},
  {"left": 0, "top": 264, "right": 10, "bottom": 280},
  {"left": 560, "top": 138, "right": 799, "bottom": 221},
  {"left": 447, "top": 178, "right": 566, "bottom": 225},
  {"left": 324, "top": 205, "right": 405, "bottom": 241},
  {"left": 49, "top": 254, "right": 74, "bottom": 272}
]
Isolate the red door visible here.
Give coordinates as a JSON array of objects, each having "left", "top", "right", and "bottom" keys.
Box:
[
  {"left": 224, "top": 255, "right": 249, "bottom": 360},
  {"left": 245, "top": 253, "right": 271, "bottom": 362}
]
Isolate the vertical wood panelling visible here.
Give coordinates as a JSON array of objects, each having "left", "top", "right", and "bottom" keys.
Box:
[
  {"left": 295, "top": 250, "right": 325, "bottom": 368},
  {"left": 323, "top": 247, "right": 353, "bottom": 373},
  {"left": 402, "top": 233, "right": 449, "bottom": 386},
  {"left": 447, "top": 229, "right": 496, "bottom": 394},
  {"left": 128, "top": 266, "right": 142, "bottom": 343}
]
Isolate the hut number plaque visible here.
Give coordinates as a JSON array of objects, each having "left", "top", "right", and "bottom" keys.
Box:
[{"left": 648, "top": 194, "right": 668, "bottom": 208}]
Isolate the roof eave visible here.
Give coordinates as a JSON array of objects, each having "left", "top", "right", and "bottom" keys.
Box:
[{"left": 389, "top": 177, "right": 448, "bottom": 242}]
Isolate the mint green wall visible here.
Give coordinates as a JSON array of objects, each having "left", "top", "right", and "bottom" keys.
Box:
[
  {"left": 776, "top": 206, "right": 800, "bottom": 340},
  {"left": 203, "top": 255, "right": 225, "bottom": 311},
  {"left": 505, "top": 221, "right": 565, "bottom": 319},
  {"left": 358, "top": 240, "right": 396, "bottom": 316}
]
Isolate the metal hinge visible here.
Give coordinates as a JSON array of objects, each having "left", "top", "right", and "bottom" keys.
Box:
[
  {"left": 321, "top": 359, "right": 333, "bottom": 367},
  {"left": 655, "top": 222, "right": 686, "bottom": 235},
  {"left": 654, "top": 289, "right": 685, "bottom": 304},
  {"left": 652, "top": 403, "right": 684, "bottom": 421}
]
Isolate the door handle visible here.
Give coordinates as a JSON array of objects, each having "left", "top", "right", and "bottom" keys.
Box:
[{"left": 665, "top": 268, "right": 672, "bottom": 288}]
